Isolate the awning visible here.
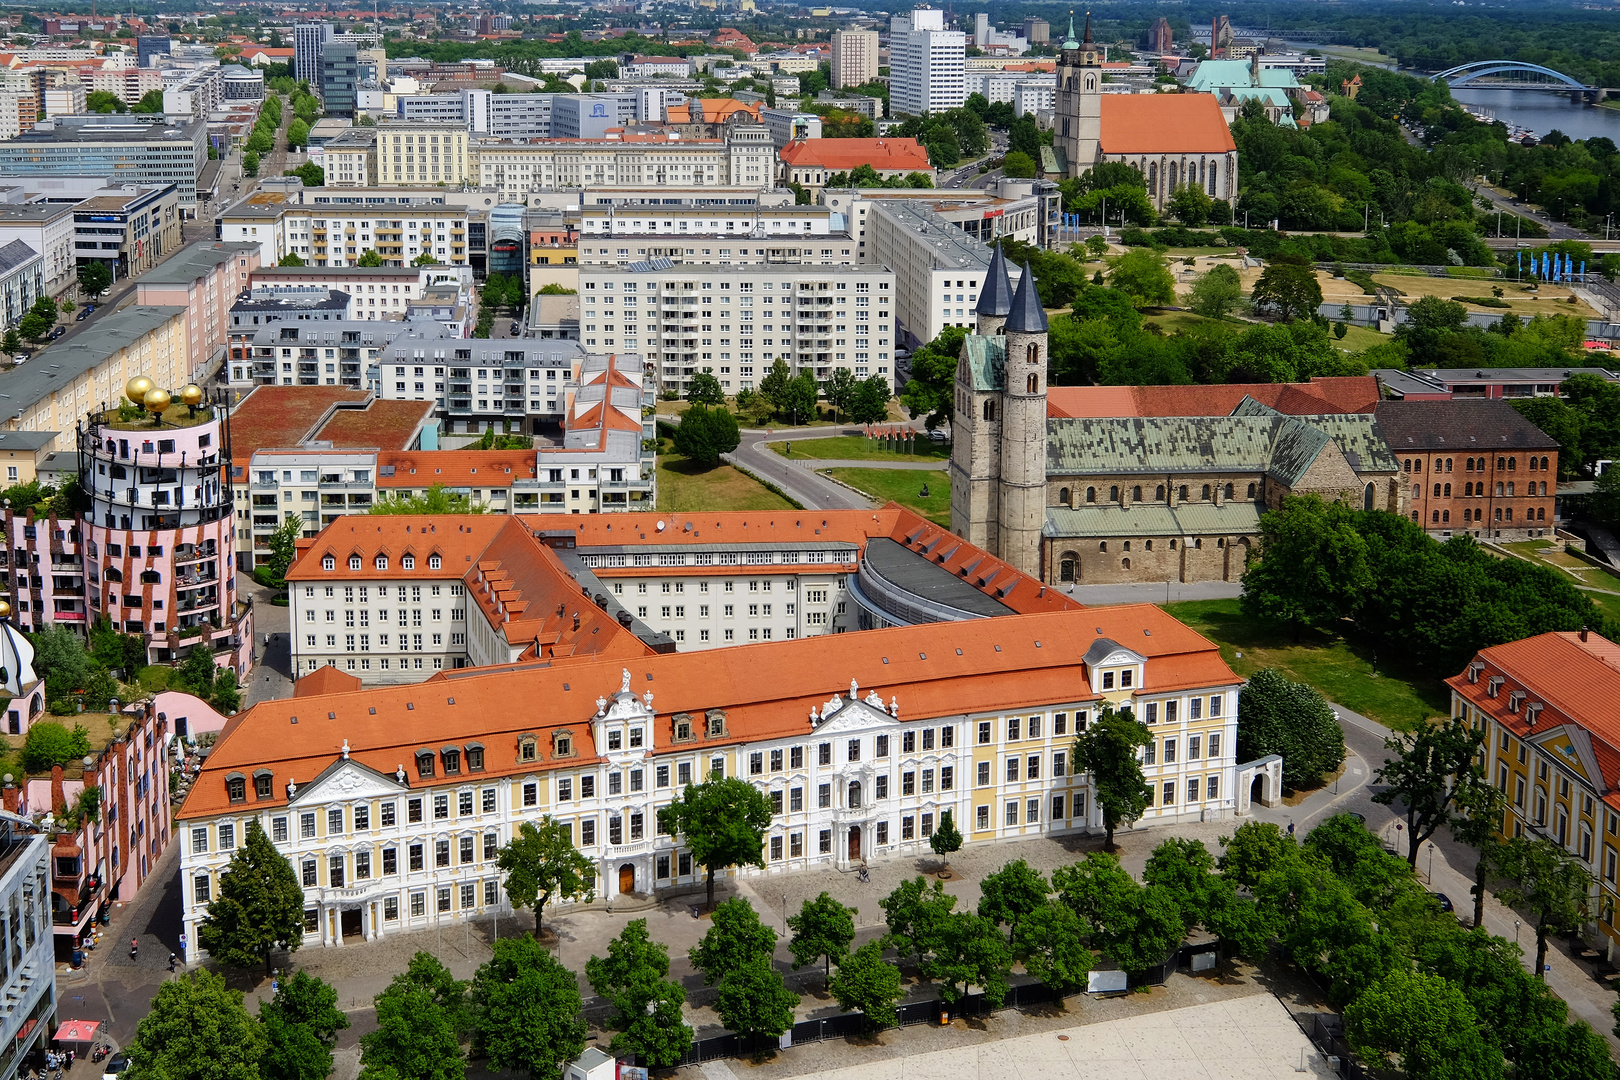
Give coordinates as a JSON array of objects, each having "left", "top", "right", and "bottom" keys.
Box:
[{"left": 51, "top": 1020, "right": 99, "bottom": 1043}]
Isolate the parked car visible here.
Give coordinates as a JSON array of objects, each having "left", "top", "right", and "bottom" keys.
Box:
[
  {"left": 927, "top": 429, "right": 949, "bottom": 443},
  {"left": 1431, "top": 892, "right": 1455, "bottom": 913},
  {"left": 103, "top": 1052, "right": 129, "bottom": 1080},
  {"left": 47, "top": 325, "right": 64, "bottom": 340},
  {"left": 510, "top": 322, "right": 521, "bottom": 335},
  {"left": 76, "top": 305, "right": 93, "bottom": 321}
]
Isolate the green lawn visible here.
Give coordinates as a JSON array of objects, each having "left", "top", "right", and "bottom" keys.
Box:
[
  {"left": 772, "top": 435, "right": 951, "bottom": 463},
  {"left": 1164, "top": 598, "right": 1450, "bottom": 732},
  {"left": 1499, "top": 541, "right": 1620, "bottom": 625},
  {"left": 823, "top": 468, "right": 950, "bottom": 525},
  {"left": 656, "top": 450, "right": 796, "bottom": 512}
]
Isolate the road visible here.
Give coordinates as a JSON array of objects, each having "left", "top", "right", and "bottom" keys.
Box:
[
  {"left": 1473, "top": 182, "right": 1593, "bottom": 242},
  {"left": 942, "top": 133, "right": 1009, "bottom": 189}
]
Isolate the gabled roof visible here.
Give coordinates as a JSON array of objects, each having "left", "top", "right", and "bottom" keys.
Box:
[
  {"left": 1373, "top": 399, "right": 1561, "bottom": 452},
  {"left": 779, "top": 138, "right": 932, "bottom": 173},
  {"left": 294, "top": 665, "right": 362, "bottom": 697},
  {"left": 1099, "top": 94, "right": 1236, "bottom": 155},
  {"left": 1045, "top": 377, "right": 1381, "bottom": 419}
]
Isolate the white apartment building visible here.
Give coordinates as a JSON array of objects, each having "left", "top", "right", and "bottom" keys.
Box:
[
  {"left": 1014, "top": 80, "right": 1056, "bottom": 119},
  {"left": 0, "top": 201, "right": 75, "bottom": 296},
  {"left": 890, "top": 8, "right": 966, "bottom": 117},
  {"left": 864, "top": 198, "right": 999, "bottom": 350},
  {"left": 469, "top": 127, "right": 776, "bottom": 197},
  {"left": 574, "top": 203, "right": 858, "bottom": 268},
  {"left": 374, "top": 331, "right": 587, "bottom": 434},
  {"left": 831, "top": 30, "right": 879, "bottom": 89},
  {"left": 218, "top": 199, "right": 471, "bottom": 268},
  {"left": 578, "top": 263, "right": 894, "bottom": 397}
]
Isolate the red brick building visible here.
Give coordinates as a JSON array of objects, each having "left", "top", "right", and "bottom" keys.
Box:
[{"left": 1374, "top": 400, "right": 1559, "bottom": 538}]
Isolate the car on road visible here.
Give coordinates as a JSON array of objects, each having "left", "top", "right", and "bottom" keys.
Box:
[
  {"left": 47, "top": 326, "right": 63, "bottom": 340},
  {"left": 103, "top": 1052, "right": 129, "bottom": 1079},
  {"left": 1431, "top": 892, "right": 1455, "bottom": 914},
  {"left": 77, "top": 305, "right": 94, "bottom": 321},
  {"left": 510, "top": 322, "right": 521, "bottom": 335},
  {"left": 927, "top": 428, "right": 948, "bottom": 442}
]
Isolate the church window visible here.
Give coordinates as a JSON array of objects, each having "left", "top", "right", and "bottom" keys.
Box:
[
  {"left": 1201, "top": 484, "right": 1211, "bottom": 500},
  {"left": 1026, "top": 343, "right": 1039, "bottom": 364},
  {"left": 1224, "top": 483, "right": 1234, "bottom": 499},
  {"left": 1059, "top": 487, "right": 1070, "bottom": 505},
  {"left": 1123, "top": 541, "right": 1131, "bottom": 552},
  {"left": 1109, "top": 486, "right": 1119, "bottom": 502},
  {"left": 1155, "top": 485, "right": 1165, "bottom": 500},
  {"left": 1099, "top": 542, "right": 1107, "bottom": 552},
  {"left": 1085, "top": 75, "right": 1095, "bottom": 91},
  {"left": 1178, "top": 485, "right": 1188, "bottom": 501},
  {"left": 1248, "top": 482, "right": 1258, "bottom": 498},
  {"left": 1086, "top": 487, "right": 1096, "bottom": 503},
  {"left": 982, "top": 399, "right": 995, "bottom": 421},
  {"left": 1131, "top": 486, "right": 1141, "bottom": 501},
  {"left": 1122, "top": 558, "right": 1130, "bottom": 570},
  {"left": 1148, "top": 162, "right": 1157, "bottom": 190},
  {"left": 1364, "top": 484, "right": 1375, "bottom": 511},
  {"left": 1170, "top": 539, "right": 1178, "bottom": 549},
  {"left": 1217, "top": 539, "right": 1225, "bottom": 548},
  {"left": 1144, "top": 540, "right": 1153, "bottom": 551},
  {"left": 1207, "top": 161, "right": 1218, "bottom": 196}
]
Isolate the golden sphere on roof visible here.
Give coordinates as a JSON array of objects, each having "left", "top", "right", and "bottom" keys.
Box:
[
  {"left": 124, "top": 375, "right": 154, "bottom": 404},
  {"left": 180, "top": 384, "right": 204, "bottom": 406},
  {"left": 0, "top": 601, "right": 11, "bottom": 619},
  {"left": 143, "top": 387, "right": 171, "bottom": 413}
]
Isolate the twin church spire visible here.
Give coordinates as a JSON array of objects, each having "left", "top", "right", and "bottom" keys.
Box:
[{"left": 974, "top": 243, "right": 1047, "bottom": 334}]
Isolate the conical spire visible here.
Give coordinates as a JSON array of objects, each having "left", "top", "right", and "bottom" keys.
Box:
[
  {"left": 1005, "top": 261, "right": 1048, "bottom": 333},
  {"left": 975, "top": 243, "right": 1014, "bottom": 317},
  {"left": 1062, "top": 10, "right": 1079, "bottom": 49},
  {"left": 1082, "top": 10, "right": 1092, "bottom": 44}
]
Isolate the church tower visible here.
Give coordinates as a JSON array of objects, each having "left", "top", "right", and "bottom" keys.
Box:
[
  {"left": 1055, "top": 12, "right": 1103, "bottom": 178},
  {"left": 949, "top": 244, "right": 1014, "bottom": 553},
  {"left": 996, "top": 262, "right": 1049, "bottom": 576}
]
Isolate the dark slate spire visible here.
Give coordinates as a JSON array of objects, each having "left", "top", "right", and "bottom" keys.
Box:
[
  {"left": 1082, "top": 10, "right": 1093, "bottom": 44},
  {"left": 975, "top": 243, "right": 1014, "bottom": 317},
  {"left": 1005, "top": 261, "right": 1048, "bottom": 333}
]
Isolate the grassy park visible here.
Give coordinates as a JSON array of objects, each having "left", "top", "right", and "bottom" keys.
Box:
[
  {"left": 1164, "top": 598, "right": 1449, "bottom": 732},
  {"left": 823, "top": 467, "right": 951, "bottom": 526},
  {"left": 772, "top": 435, "right": 951, "bottom": 463},
  {"left": 655, "top": 447, "right": 795, "bottom": 512}
]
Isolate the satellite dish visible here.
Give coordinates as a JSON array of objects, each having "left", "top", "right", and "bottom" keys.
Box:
[{"left": 656, "top": 520, "right": 666, "bottom": 531}]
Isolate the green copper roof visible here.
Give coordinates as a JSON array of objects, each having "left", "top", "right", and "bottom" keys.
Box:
[{"left": 960, "top": 334, "right": 1006, "bottom": 392}]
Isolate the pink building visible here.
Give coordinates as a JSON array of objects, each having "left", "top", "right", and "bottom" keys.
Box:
[
  {"left": 79, "top": 394, "right": 252, "bottom": 675},
  {"left": 135, "top": 242, "right": 262, "bottom": 383}
]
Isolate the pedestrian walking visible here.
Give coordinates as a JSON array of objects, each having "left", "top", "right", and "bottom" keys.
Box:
[{"left": 129, "top": 938, "right": 138, "bottom": 961}]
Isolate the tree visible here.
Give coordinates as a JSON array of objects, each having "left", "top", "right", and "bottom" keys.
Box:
[
  {"left": 356, "top": 250, "right": 384, "bottom": 267},
  {"left": 359, "top": 953, "right": 469, "bottom": 1080},
  {"left": 658, "top": 774, "right": 773, "bottom": 907},
  {"left": 286, "top": 118, "right": 310, "bottom": 150},
  {"left": 1142, "top": 837, "right": 1220, "bottom": 931},
  {"left": 28, "top": 624, "right": 89, "bottom": 689},
  {"left": 77, "top": 259, "right": 111, "bottom": 299},
  {"left": 684, "top": 371, "right": 725, "bottom": 405},
  {"left": 1518, "top": 1020, "right": 1615, "bottom": 1080},
  {"left": 1450, "top": 781, "right": 1508, "bottom": 928},
  {"left": 976, "top": 858, "right": 1048, "bottom": 937},
  {"left": 1002, "top": 150, "right": 1037, "bottom": 178},
  {"left": 198, "top": 818, "right": 305, "bottom": 974},
  {"left": 287, "top": 161, "right": 323, "bottom": 188},
  {"left": 1236, "top": 669, "right": 1346, "bottom": 790},
  {"left": 123, "top": 970, "right": 268, "bottom": 1080},
  {"left": 89, "top": 615, "right": 145, "bottom": 676},
  {"left": 879, "top": 875, "right": 956, "bottom": 966},
  {"left": 412, "top": 252, "right": 438, "bottom": 267},
  {"left": 922, "top": 911, "right": 1013, "bottom": 1007},
  {"left": 1241, "top": 495, "right": 1372, "bottom": 637},
  {"left": 1168, "top": 182, "right": 1214, "bottom": 227},
  {"left": 714, "top": 955, "right": 799, "bottom": 1040},
  {"left": 1372, "top": 718, "right": 1488, "bottom": 867},
  {"left": 246, "top": 130, "right": 273, "bottom": 155},
  {"left": 1345, "top": 969, "right": 1504, "bottom": 1080},
  {"left": 824, "top": 367, "right": 857, "bottom": 422},
  {"left": 369, "top": 485, "right": 482, "bottom": 514},
  {"left": 670, "top": 403, "right": 741, "bottom": 468},
  {"left": 1496, "top": 838, "right": 1592, "bottom": 980},
  {"left": 779, "top": 371, "right": 818, "bottom": 424},
  {"left": 899, "top": 326, "right": 967, "bottom": 431},
  {"left": 2, "top": 328, "right": 18, "bottom": 354},
  {"left": 850, "top": 375, "right": 892, "bottom": 425},
  {"left": 471, "top": 936, "right": 586, "bottom": 1080},
  {"left": 690, "top": 897, "right": 776, "bottom": 983},
  {"left": 1250, "top": 259, "right": 1323, "bottom": 322},
  {"left": 1054, "top": 853, "right": 1185, "bottom": 976},
  {"left": 18, "top": 295, "right": 55, "bottom": 342},
  {"left": 829, "top": 940, "right": 903, "bottom": 1030},
  {"left": 210, "top": 668, "right": 242, "bottom": 715},
  {"left": 1071, "top": 704, "right": 1151, "bottom": 848},
  {"left": 243, "top": 151, "right": 260, "bottom": 178},
  {"left": 929, "top": 807, "right": 963, "bottom": 870},
  {"left": 787, "top": 891, "right": 855, "bottom": 985},
  {"left": 277, "top": 252, "right": 306, "bottom": 267},
  {"left": 1188, "top": 263, "right": 1242, "bottom": 320},
  {"left": 264, "top": 515, "right": 302, "bottom": 588},
  {"left": 260, "top": 971, "right": 349, "bottom": 1080},
  {"left": 1107, "top": 249, "right": 1176, "bottom": 308},
  {"left": 585, "top": 919, "right": 692, "bottom": 1067},
  {"left": 86, "top": 90, "right": 126, "bottom": 114},
  {"left": 495, "top": 817, "right": 595, "bottom": 936},
  {"left": 1010, "top": 902, "right": 1094, "bottom": 991}
]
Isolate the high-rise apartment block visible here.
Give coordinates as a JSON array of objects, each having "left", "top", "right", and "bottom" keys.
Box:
[
  {"left": 320, "top": 40, "right": 358, "bottom": 118},
  {"left": 830, "top": 30, "right": 879, "bottom": 89},
  {"left": 295, "top": 22, "right": 334, "bottom": 88},
  {"left": 1022, "top": 17, "right": 1050, "bottom": 44},
  {"left": 889, "top": 9, "right": 965, "bottom": 116}
]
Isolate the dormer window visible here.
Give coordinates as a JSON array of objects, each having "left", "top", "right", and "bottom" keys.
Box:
[
  {"left": 253, "top": 770, "right": 273, "bottom": 800},
  {"left": 1121, "top": 670, "right": 1134, "bottom": 689},
  {"left": 375, "top": 555, "right": 389, "bottom": 571},
  {"left": 608, "top": 730, "right": 622, "bottom": 751},
  {"left": 429, "top": 555, "right": 442, "bottom": 570},
  {"left": 322, "top": 555, "right": 335, "bottom": 571},
  {"left": 705, "top": 710, "right": 726, "bottom": 738},
  {"left": 553, "top": 731, "right": 574, "bottom": 758},
  {"left": 673, "top": 715, "right": 694, "bottom": 741},
  {"left": 349, "top": 555, "right": 362, "bottom": 571},
  {"left": 415, "top": 750, "right": 435, "bottom": 778},
  {"left": 1509, "top": 691, "right": 1525, "bottom": 712},
  {"left": 518, "top": 736, "right": 538, "bottom": 762},
  {"left": 402, "top": 555, "right": 415, "bottom": 570},
  {"left": 226, "top": 774, "right": 246, "bottom": 803},
  {"left": 1102, "top": 671, "right": 1115, "bottom": 690},
  {"left": 1487, "top": 676, "right": 1504, "bottom": 698},
  {"left": 442, "top": 747, "right": 461, "bottom": 775},
  {"left": 466, "top": 745, "right": 484, "bottom": 771}
]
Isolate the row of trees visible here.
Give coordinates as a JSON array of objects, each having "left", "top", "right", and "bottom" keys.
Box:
[{"left": 1242, "top": 494, "right": 1612, "bottom": 677}]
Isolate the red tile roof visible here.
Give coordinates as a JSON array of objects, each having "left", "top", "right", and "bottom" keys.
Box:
[
  {"left": 179, "top": 602, "right": 1232, "bottom": 819},
  {"left": 376, "top": 451, "right": 538, "bottom": 488},
  {"left": 285, "top": 516, "right": 513, "bottom": 583},
  {"left": 780, "top": 138, "right": 933, "bottom": 174},
  {"left": 294, "top": 665, "right": 362, "bottom": 697},
  {"left": 1099, "top": 93, "right": 1236, "bottom": 155},
  {"left": 1046, "top": 377, "right": 1380, "bottom": 419}
]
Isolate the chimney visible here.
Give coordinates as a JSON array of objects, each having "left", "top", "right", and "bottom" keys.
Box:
[
  {"left": 2, "top": 775, "right": 16, "bottom": 815},
  {"left": 1581, "top": 627, "right": 1590, "bottom": 642},
  {"left": 572, "top": 612, "right": 580, "bottom": 631},
  {"left": 50, "top": 764, "right": 65, "bottom": 814}
]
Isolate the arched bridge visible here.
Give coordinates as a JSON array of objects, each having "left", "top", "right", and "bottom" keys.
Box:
[{"left": 1432, "top": 60, "right": 1609, "bottom": 100}]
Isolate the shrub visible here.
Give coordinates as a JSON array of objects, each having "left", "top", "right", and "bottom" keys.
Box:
[{"left": 21, "top": 721, "right": 92, "bottom": 774}]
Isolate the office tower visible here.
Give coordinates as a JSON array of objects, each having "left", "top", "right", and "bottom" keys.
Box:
[
  {"left": 319, "top": 40, "right": 358, "bottom": 117},
  {"left": 137, "top": 34, "right": 171, "bottom": 68},
  {"left": 1021, "top": 17, "right": 1049, "bottom": 45},
  {"left": 889, "top": 9, "right": 965, "bottom": 117},
  {"left": 830, "top": 29, "right": 878, "bottom": 89},
  {"left": 974, "top": 13, "right": 989, "bottom": 46},
  {"left": 295, "top": 22, "right": 334, "bottom": 88}
]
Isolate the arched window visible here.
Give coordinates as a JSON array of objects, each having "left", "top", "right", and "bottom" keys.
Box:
[
  {"left": 1248, "top": 482, "right": 1258, "bottom": 498},
  {"left": 1363, "top": 484, "right": 1374, "bottom": 511},
  {"left": 1433, "top": 484, "right": 1441, "bottom": 498},
  {"left": 1201, "top": 484, "right": 1211, "bottom": 500},
  {"left": 1412, "top": 485, "right": 1421, "bottom": 500},
  {"left": 1099, "top": 541, "right": 1108, "bottom": 552},
  {"left": 1155, "top": 485, "right": 1165, "bottom": 500},
  {"left": 1206, "top": 160, "right": 1218, "bottom": 196},
  {"left": 1444, "top": 484, "right": 1451, "bottom": 497},
  {"left": 1505, "top": 507, "right": 1514, "bottom": 521},
  {"left": 1464, "top": 482, "right": 1473, "bottom": 497},
  {"left": 1443, "top": 510, "right": 1450, "bottom": 523},
  {"left": 1110, "top": 486, "right": 1120, "bottom": 501},
  {"left": 1086, "top": 487, "right": 1096, "bottom": 503},
  {"left": 1538, "top": 507, "right": 1546, "bottom": 520},
  {"left": 1540, "top": 481, "right": 1547, "bottom": 496},
  {"left": 1497, "top": 457, "right": 1506, "bottom": 470},
  {"left": 1445, "top": 458, "right": 1453, "bottom": 472},
  {"left": 1508, "top": 457, "right": 1516, "bottom": 470},
  {"left": 1122, "top": 558, "right": 1131, "bottom": 570},
  {"left": 1217, "top": 538, "right": 1225, "bottom": 548},
  {"left": 1432, "top": 511, "right": 1440, "bottom": 523},
  {"left": 1148, "top": 162, "right": 1157, "bottom": 190},
  {"left": 104, "top": 567, "right": 122, "bottom": 582},
  {"left": 1412, "top": 512, "right": 1420, "bottom": 522},
  {"left": 983, "top": 399, "right": 996, "bottom": 421},
  {"left": 1170, "top": 539, "right": 1178, "bottom": 549},
  {"left": 1145, "top": 540, "right": 1154, "bottom": 550},
  {"left": 1027, "top": 373, "right": 1039, "bottom": 394},
  {"left": 1224, "top": 483, "right": 1234, "bottom": 499},
  {"left": 1131, "top": 486, "right": 1142, "bottom": 501},
  {"left": 1059, "top": 553, "right": 1078, "bottom": 581},
  {"left": 1026, "top": 343, "right": 1039, "bottom": 364},
  {"left": 1494, "top": 508, "right": 1502, "bottom": 522},
  {"left": 1123, "top": 541, "right": 1131, "bottom": 552},
  {"left": 1178, "top": 485, "right": 1188, "bottom": 501},
  {"left": 1507, "top": 482, "right": 1514, "bottom": 496},
  {"left": 1059, "top": 487, "right": 1070, "bottom": 505},
  {"left": 1495, "top": 482, "right": 1504, "bottom": 496},
  {"left": 1542, "top": 456, "right": 1550, "bottom": 471}
]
